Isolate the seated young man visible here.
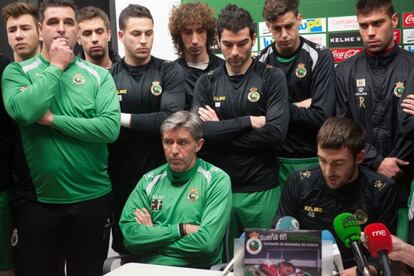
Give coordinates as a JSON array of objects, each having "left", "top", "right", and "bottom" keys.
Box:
[
  {"left": 119, "top": 111, "right": 232, "bottom": 268},
  {"left": 276, "top": 117, "right": 398, "bottom": 272}
]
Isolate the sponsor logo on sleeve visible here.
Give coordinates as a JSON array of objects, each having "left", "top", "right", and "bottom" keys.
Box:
[
  {"left": 327, "top": 15, "right": 359, "bottom": 32},
  {"left": 403, "top": 12, "right": 414, "bottom": 28},
  {"left": 328, "top": 32, "right": 363, "bottom": 47},
  {"left": 298, "top": 18, "right": 327, "bottom": 34},
  {"left": 331, "top": 47, "right": 363, "bottom": 63}
]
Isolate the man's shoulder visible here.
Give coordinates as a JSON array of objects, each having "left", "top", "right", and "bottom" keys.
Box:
[
  {"left": 139, "top": 164, "right": 169, "bottom": 190},
  {"left": 335, "top": 51, "right": 364, "bottom": 71},
  {"left": 196, "top": 159, "right": 230, "bottom": 184},
  {"left": 257, "top": 44, "right": 274, "bottom": 63},
  {"left": 73, "top": 57, "right": 109, "bottom": 82},
  {"left": 359, "top": 167, "right": 395, "bottom": 189}
]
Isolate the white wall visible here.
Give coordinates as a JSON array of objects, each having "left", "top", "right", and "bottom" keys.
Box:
[{"left": 115, "top": 0, "right": 181, "bottom": 61}]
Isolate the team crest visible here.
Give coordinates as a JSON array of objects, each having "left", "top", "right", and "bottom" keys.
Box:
[
  {"left": 72, "top": 73, "right": 85, "bottom": 85},
  {"left": 353, "top": 209, "right": 368, "bottom": 225},
  {"left": 150, "top": 81, "right": 163, "bottom": 96},
  {"left": 246, "top": 232, "right": 262, "bottom": 255},
  {"left": 393, "top": 82, "right": 405, "bottom": 97},
  {"left": 247, "top": 87, "right": 260, "bottom": 103},
  {"left": 295, "top": 63, "right": 307, "bottom": 78},
  {"left": 188, "top": 187, "right": 199, "bottom": 202},
  {"left": 373, "top": 180, "right": 385, "bottom": 190},
  {"left": 11, "top": 228, "right": 18, "bottom": 247},
  {"left": 151, "top": 198, "right": 163, "bottom": 210}
]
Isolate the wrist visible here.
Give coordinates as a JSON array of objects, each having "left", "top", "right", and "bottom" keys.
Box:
[
  {"left": 179, "top": 223, "right": 186, "bottom": 237},
  {"left": 121, "top": 113, "right": 132, "bottom": 128}
]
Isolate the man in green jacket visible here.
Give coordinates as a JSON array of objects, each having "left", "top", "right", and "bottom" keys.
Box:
[
  {"left": 120, "top": 111, "right": 232, "bottom": 269},
  {"left": 1, "top": 0, "right": 120, "bottom": 275}
]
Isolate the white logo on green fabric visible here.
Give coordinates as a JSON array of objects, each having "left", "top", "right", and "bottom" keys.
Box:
[
  {"left": 188, "top": 187, "right": 199, "bottom": 202},
  {"left": 72, "top": 73, "right": 86, "bottom": 85}
]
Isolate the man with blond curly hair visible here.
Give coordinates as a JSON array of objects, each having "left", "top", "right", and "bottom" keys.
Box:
[{"left": 169, "top": 3, "right": 223, "bottom": 109}]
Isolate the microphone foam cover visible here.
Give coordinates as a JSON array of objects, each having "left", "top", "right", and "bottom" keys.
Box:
[
  {"left": 333, "top": 212, "right": 362, "bottom": 248},
  {"left": 275, "top": 216, "right": 300, "bottom": 231},
  {"left": 363, "top": 223, "right": 392, "bottom": 257}
]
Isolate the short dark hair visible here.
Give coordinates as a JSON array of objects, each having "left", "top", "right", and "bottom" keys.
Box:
[
  {"left": 263, "top": 0, "right": 299, "bottom": 22},
  {"left": 216, "top": 4, "right": 256, "bottom": 40},
  {"left": 317, "top": 117, "right": 366, "bottom": 156},
  {"left": 356, "top": 0, "right": 395, "bottom": 17},
  {"left": 118, "top": 4, "right": 153, "bottom": 31},
  {"left": 78, "top": 6, "right": 110, "bottom": 30},
  {"left": 169, "top": 3, "right": 217, "bottom": 57},
  {"left": 2, "top": 2, "right": 39, "bottom": 25},
  {"left": 39, "top": 0, "right": 78, "bottom": 23}
]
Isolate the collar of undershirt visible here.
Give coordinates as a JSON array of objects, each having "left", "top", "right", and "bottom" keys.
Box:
[
  {"left": 166, "top": 158, "right": 200, "bottom": 186},
  {"left": 272, "top": 37, "right": 303, "bottom": 64}
]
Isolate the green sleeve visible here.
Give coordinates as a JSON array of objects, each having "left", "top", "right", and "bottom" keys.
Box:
[
  {"left": 51, "top": 73, "right": 120, "bottom": 143},
  {"left": 119, "top": 176, "right": 182, "bottom": 254},
  {"left": 159, "top": 171, "right": 232, "bottom": 257},
  {"left": 2, "top": 63, "right": 61, "bottom": 126}
]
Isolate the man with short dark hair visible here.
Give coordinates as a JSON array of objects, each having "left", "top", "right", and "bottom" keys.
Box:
[
  {"left": 192, "top": 4, "right": 289, "bottom": 259},
  {"left": 109, "top": 4, "right": 185, "bottom": 255},
  {"left": 336, "top": 0, "right": 414, "bottom": 180},
  {"left": 119, "top": 111, "right": 231, "bottom": 268},
  {"left": 2, "top": 2, "right": 41, "bottom": 62},
  {"left": 258, "top": 0, "right": 335, "bottom": 191},
  {"left": 77, "top": 6, "right": 119, "bottom": 69},
  {"left": 276, "top": 117, "right": 398, "bottom": 271},
  {"left": 169, "top": 3, "right": 224, "bottom": 109},
  {"left": 1, "top": 0, "right": 120, "bottom": 275}
]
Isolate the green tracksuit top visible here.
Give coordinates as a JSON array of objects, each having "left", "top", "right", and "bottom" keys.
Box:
[
  {"left": 119, "top": 158, "right": 232, "bottom": 268},
  {"left": 1, "top": 54, "right": 120, "bottom": 204}
]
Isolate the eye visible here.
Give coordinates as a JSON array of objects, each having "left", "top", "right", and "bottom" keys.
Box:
[{"left": 82, "top": 30, "right": 92, "bottom": 37}]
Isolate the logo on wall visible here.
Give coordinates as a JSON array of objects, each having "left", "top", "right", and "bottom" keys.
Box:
[
  {"left": 393, "top": 29, "right": 401, "bottom": 44},
  {"left": 327, "top": 16, "right": 359, "bottom": 32},
  {"left": 301, "top": 33, "right": 327, "bottom": 47},
  {"left": 329, "top": 32, "right": 363, "bottom": 47},
  {"left": 331, "top": 48, "right": 363, "bottom": 63},
  {"left": 403, "top": 12, "right": 414, "bottom": 28},
  {"left": 298, "top": 18, "right": 326, "bottom": 34},
  {"left": 404, "top": 45, "right": 414, "bottom": 53},
  {"left": 403, "top": 29, "right": 414, "bottom": 44}
]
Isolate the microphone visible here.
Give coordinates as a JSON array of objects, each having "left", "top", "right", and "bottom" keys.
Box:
[
  {"left": 333, "top": 212, "right": 371, "bottom": 276},
  {"left": 275, "top": 216, "right": 300, "bottom": 231},
  {"left": 322, "top": 230, "right": 344, "bottom": 274},
  {"left": 364, "top": 223, "right": 392, "bottom": 276}
]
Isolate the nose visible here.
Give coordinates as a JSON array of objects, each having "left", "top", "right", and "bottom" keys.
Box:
[
  {"left": 171, "top": 143, "right": 179, "bottom": 155},
  {"left": 367, "top": 25, "right": 375, "bottom": 37},
  {"left": 91, "top": 32, "right": 99, "bottom": 43},
  {"left": 281, "top": 27, "right": 288, "bottom": 39},
  {"left": 57, "top": 21, "right": 65, "bottom": 35},
  {"left": 15, "top": 28, "right": 23, "bottom": 40},
  {"left": 139, "top": 33, "right": 147, "bottom": 45},
  {"left": 191, "top": 33, "right": 199, "bottom": 45},
  {"left": 230, "top": 44, "right": 239, "bottom": 57}
]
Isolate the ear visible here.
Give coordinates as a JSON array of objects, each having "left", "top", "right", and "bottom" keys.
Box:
[
  {"left": 195, "top": 138, "right": 204, "bottom": 153},
  {"left": 107, "top": 29, "right": 112, "bottom": 42},
  {"left": 356, "top": 149, "right": 365, "bottom": 165},
  {"left": 391, "top": 13, "right": 398, "bottom": 28},
  {"left": 252, "top": 33, "right": 257, "bottom": 47},
  {"left": 297, "top": 13, "right": 303, "bottom": 25},
  {"left": 118, "top": 30, "right": 124, "bottom": 43}
]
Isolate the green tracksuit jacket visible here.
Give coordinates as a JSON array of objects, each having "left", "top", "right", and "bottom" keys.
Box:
[
  {"left": 1, "top": 54, "right": 120, "bottom": 203},
  {"left": 120, "top": 158, "right": 232, "bottom": 268}
]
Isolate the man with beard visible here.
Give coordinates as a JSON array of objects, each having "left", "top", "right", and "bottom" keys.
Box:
[
  {"left": 77, "top": 6, "right": 119, "bottom": 69},
  {"left": 192, "top": 4, "right": 289, "bottom": 259}
]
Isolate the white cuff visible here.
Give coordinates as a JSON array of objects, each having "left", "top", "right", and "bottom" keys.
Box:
[{"left": 121, "top": 113, "right": 132, "bottom": 128}]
